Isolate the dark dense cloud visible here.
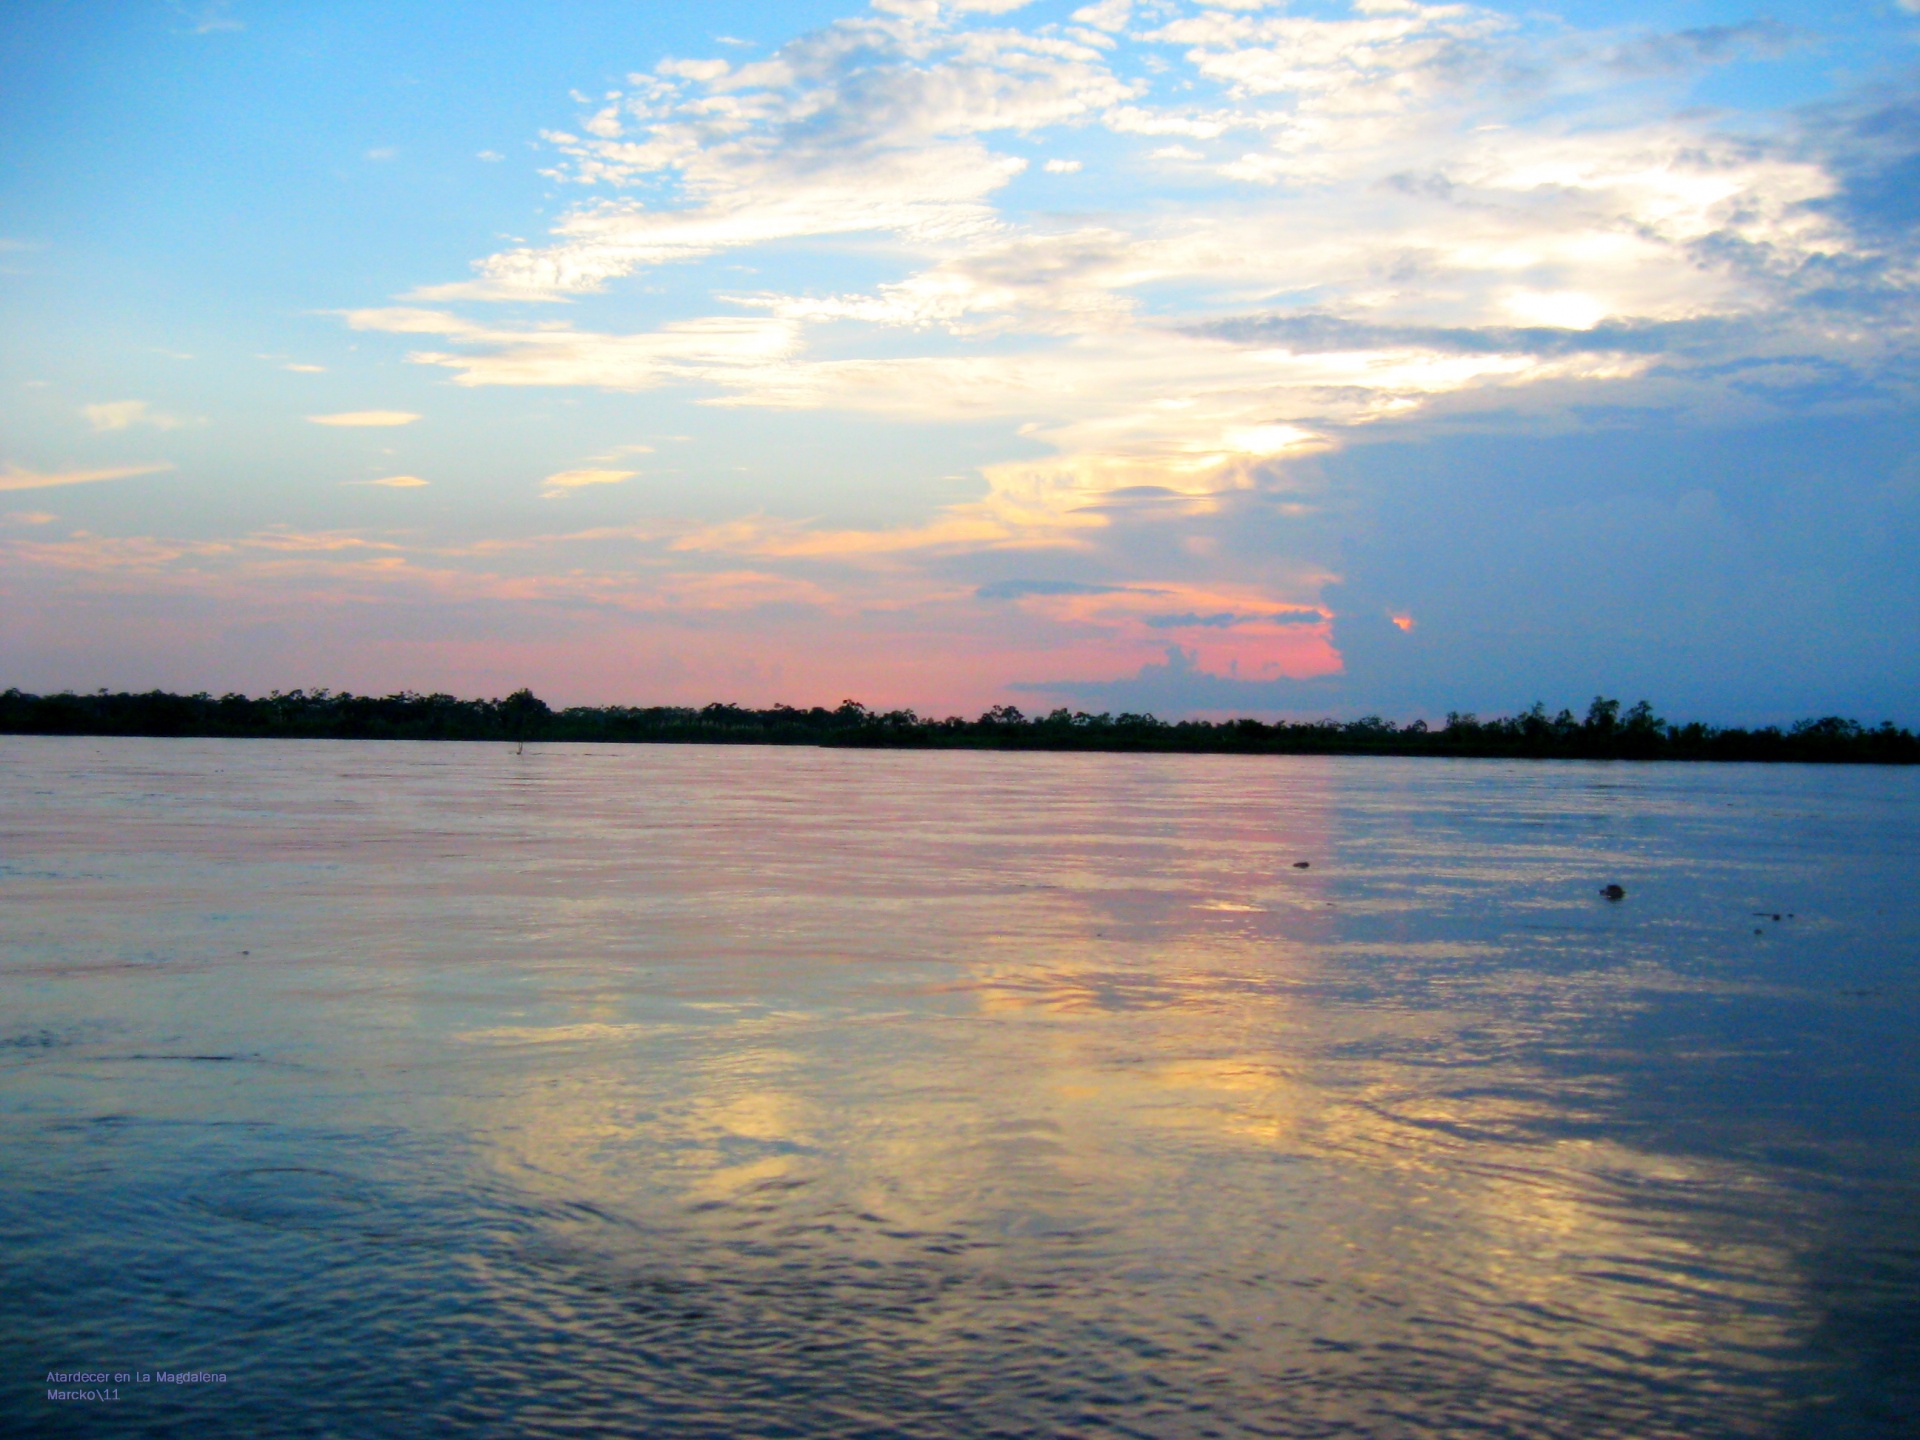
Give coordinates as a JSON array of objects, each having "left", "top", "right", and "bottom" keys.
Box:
[
  {"left": 1183, "top": 313, "right": 1753, "bottom": 360},
  {"left": 1014, "top": 646, "right": 1343, "bottom": 715},
  {"left": 1023, "top": 412, "right": 1920, "bottom": 723}
]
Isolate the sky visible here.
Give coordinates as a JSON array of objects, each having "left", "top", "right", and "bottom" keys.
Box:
[{"left": 3, "top": 0, "right": 1918, "bottom": 723}]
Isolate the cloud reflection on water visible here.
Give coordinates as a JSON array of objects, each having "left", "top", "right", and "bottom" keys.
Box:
[{"left": 2, "top": 739, "right": 1914, "bottom": 1436}]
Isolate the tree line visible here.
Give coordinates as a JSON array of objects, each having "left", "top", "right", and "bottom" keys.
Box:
[{"left": 1, "top": 687, "right": 1914, "bottom": 763}]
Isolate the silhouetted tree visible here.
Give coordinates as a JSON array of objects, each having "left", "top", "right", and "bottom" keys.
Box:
[
  {"left": 499, "top": 689, "right": 551, "bottom": 746},
  {"left": 0, "top": 686, "right": 1913, "bottom": 763}
]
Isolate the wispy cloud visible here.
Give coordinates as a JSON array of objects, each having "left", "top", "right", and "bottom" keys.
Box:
[
  {"left": 541, "top": 467, "right": 636, "bottom": 498},
  {"left": 408, "top": 14, "right": 1137, "bottom": 302},
  {"left": 0, "top": 462, "right": 175, "bottom": 493},
  {"left": 0, "top": 236, "right": 41, "bottom": 272},
  {"left": 346, "top": 309, "right": 799, "bottom": 390},
  {"left": 1602, "top": 21, "right": 1803, "bottom": 77},
  {"left": 977, "top": 579, "right": 1127, "bottom": 599},
  {"left": 172, "top": 1, "right": 242, "bottom": 34},
  {"left": 306, "top": 410, "right": 422, "bottom": 427},
  {"left": 344, "top": 475, "right": 430, "bottom": 488},
  {"left": 82, "top": 400, "right": 194, "bottom": 432}
]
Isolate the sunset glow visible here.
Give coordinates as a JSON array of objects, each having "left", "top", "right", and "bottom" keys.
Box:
[{"left": 3, "top": 0, "right": 1916, "bottom": 720}]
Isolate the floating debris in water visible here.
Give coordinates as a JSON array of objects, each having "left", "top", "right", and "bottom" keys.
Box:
[
  {"left": 1292, "top": 861, "right": 1311, "bottom": 869},
  {"left": 1601, "top": 884, "right": 1626, "bottom": 900}
]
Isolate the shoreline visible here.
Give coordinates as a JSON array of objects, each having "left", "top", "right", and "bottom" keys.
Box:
[{"left": 5, "top": 688, "right": 1916, "bottom": 766}]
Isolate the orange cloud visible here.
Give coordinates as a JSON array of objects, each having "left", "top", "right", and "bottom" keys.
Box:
[{"left": 541, "top": 467, "right": 636, "bottom": 498}]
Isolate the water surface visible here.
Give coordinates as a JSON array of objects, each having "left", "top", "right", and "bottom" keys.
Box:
[{"left": 2, "top": 737, "right": 1916, "bottom": 1437}]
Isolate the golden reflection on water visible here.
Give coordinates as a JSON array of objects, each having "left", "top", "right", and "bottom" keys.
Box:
[{"left": 451, "top": 851, "right": 1818, "bottom": 1432}]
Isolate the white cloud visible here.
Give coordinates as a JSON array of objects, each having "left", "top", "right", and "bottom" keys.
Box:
[
  {"left": 411, "top": 12, "right": 1138, "bottom": 301},
  {"left": 344, "top": 475, "right": 431, "bottom": 487},
  {"left": 416, "top": 145, "right": 1031, "bottom": 300},
  {"left": 1071, "top": 0, "right": 1131, "bottom": 32},
  {"left": 306, "top": 410, "right": 422, "bottom": 427},
  {"left": 82, "top": 399, "right": 193, "bottom": 432},
  {"left": 658, "top": 57, "right": 731, "bottom": 82},
  {"left": 338, "top": 0, "right": 1902, "bottom": 587},
  {"left": 1501, "top": 289, "right": 1607, "bottom": 330},
  {"left": 338, "top": 307, "right": 489, "bottom": 337},
  {"left": 173, "top": 1, "right": 242, "bottom": 34},
  {"left": 730, "top": 227, "right": 1143, "bottom": 334},
  {"left": 349, "top": 310, "right": 799, "bottom": 390}
]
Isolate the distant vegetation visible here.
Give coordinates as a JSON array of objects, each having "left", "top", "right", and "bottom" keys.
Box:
[{"left": 2, "top": 688, "right": 1915, "bottom": 763}]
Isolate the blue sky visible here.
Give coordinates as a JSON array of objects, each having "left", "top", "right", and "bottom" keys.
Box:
[{"left": 3, "top": 0, "right": 1918, "bottom": 721}]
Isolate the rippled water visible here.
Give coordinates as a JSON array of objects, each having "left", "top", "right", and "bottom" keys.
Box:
[{"left": 2, "top": 737, "right": 1916, "bottom": 1438}]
